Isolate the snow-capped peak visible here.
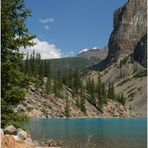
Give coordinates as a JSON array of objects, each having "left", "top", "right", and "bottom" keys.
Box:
[{"left": 78, "top": 48, "right": 89, "bottom": 54}]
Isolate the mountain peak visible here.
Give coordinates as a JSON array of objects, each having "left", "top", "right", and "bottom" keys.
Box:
[{"left": 77, "top": 47, "right": 108, "bottom": 60}]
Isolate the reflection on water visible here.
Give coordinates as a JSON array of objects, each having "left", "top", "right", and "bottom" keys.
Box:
[{"left": 25, "top": 118, "right": 147, "bottom": 148}]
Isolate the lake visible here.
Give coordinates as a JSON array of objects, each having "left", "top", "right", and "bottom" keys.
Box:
[{"left": 25, "top": 118, "right": 147, "bottom": 148}]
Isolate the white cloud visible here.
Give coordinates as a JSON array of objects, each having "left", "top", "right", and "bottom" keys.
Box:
[
  {"left": 39, "top": 17, "right": 54, "bottom": 30},
  {"left": 21, "top": 38, "right": 62, "bottom": 59},
  {"left": 44, "top": 25, "right": 50, "bottom": 30},
  {"left": 79, "top": 48, "right": 89, "bottom": 54},
  {"left": 40, "top": 18, "right": 54, "bottom": 24}
]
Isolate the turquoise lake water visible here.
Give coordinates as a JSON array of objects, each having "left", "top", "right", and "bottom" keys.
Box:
[{"left": 25, "top": 118, "right": 147, "bottom": 148}]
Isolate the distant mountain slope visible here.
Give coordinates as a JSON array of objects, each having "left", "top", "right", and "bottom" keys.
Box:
[
  {"left": 77, "top": 47, "right": 108, "bottom": 60},
  {"left": 48, "top": 57, "right": 100, "bottom": 77}
]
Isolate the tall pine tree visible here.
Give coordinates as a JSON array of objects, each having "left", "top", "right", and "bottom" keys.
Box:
[{"left": 2, "top": 0, "right": 35, "bottom": 127}]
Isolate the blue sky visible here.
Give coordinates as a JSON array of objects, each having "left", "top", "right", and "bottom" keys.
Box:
[{"left": 25, "top": 0, "right": 127, "bottom": 59}]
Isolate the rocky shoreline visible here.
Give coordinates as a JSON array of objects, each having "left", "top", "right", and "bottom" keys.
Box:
[{"left": 1, "top": 125, "right": 61, "bottom": 148}]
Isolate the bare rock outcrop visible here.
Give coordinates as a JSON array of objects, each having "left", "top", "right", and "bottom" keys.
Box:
[{"left": 92, "top": 0, "right": 147, "bottom": 70}]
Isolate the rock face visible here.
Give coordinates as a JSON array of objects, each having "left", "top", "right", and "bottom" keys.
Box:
[
  {"left": 92, "top": 0, "right": 147, "bottom": 70},
  {"left": 134, "top": 34, "right": 147, "bottom": 67},
  {"left": 108, "top": 0, "right": 147, "bottom": 59}
]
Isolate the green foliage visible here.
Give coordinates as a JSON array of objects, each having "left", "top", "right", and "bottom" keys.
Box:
[
  {"left": 98, "top": 96, "right": 103, "bottom": 113},
  {"left": 117, "top": 93, "right": 126, "bottom": 106},
  {"left": 72, "top": 69, "right": 82, "bottom": 95},
  {"left": 64, "top": 98, "right": 70, "bottom": 117},
  {"left": 79, "top": 89, "right": 86, "bottom": 114},
  {"left": 4, "top": 87, "right": 26, "bottom": 105},
  {"left": 45, "top": 78, "right": 51, "bottom": 94},
  {"left": 86, "top": 78, "right": 96, "bottom": 105},
  {"left": 53, "top": 70, "right": 63, "bottom": 97},
  {"left": 1, "top": 0, "right": 35, "bottom": 127},
  {"left": 101, "top": 83, "right": 107, "bottom": 102},
  {"left": 120, "top": 93, "right": 126, "bottom": 106},
  {"left": 48, "top": 57, "right": 100, "bottom": 77},
  {"left": 108, "top": 82, "right": 115, "bottom": 100},
  {"left": 134, "top": 69, "right": 147, "bottom": 78},
  {"left": 57, "top": 70, "right": 63, "bottom": 90},
  {"left": 53, "top": 80, "right": 58, "bottom": 96},
  {"left": 80, "top": 97, "right": 86, "bottom": 114},
  {"left": 62, "top": 69, "right": 82, "bottom": 96}
]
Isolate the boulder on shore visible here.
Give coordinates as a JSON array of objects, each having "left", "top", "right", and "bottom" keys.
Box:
[
  {"left": 4, "top": 125, "right": 17, "bottom": 135},
  {"left": 17, "top": 129, "right": 28, "bottom": 140}
]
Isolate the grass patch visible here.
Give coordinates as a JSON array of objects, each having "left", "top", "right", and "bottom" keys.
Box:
[{"left": 134, "top": 69, "right": 147, "bottom": 78}]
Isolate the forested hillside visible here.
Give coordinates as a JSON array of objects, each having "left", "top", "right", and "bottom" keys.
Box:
[{"left": 23, "top": 51, "right": 100, "bottom": 78}]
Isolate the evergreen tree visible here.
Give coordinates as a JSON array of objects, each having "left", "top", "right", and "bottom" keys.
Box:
[
  {"left": 120, "top": 93, "right": 126, "bottom": 106},
  {"left": 101, "top": 83, "right": 107, "bottom": 103},
  {"left": 39, "top": 60, "right": 45, "bottom": 85},
  {"left": 62, "top": 70, "right": 68, "bottom": 86},
  {"left": 45, "top": 77, "right": 51, "bottom": 94},
  {"left": 80, "top": 97, "right": 86, "bottom": 114},
  {"left": 98, "top": 95, "right": 103, "bottom": 113},
  {"left": 79, "top": 89, "right": 86, "bottom": 114},
  {"left": 64, "top": 96, "right": 70, "bottom": 117},
  {"left": 57, "top": 69, "right": 63, "bottom": 90},
  {"left": 86, "top": 78, "right": 96, "bottom": 105},
  {"left": 53, "top": 79, "right": 58, "bottom": 96},
  {"left": 108, "top": 82, "right": 115, "bottom": 100},
  {"left": 96, "top": 72, "right": 101, "bottom": 98},
  {"left": 68, "top": 68, "right": 73, "bottom": 88},
  {"left": 24, "top": 52, "right": 31, "bottom": 75},
  {"left": 73, "top": 69, "right": 81, "bottom": 94},
  {"left": 90, "top": 79, "right": 96, "bottom": 105},
  {"left": 45, "top": 60, "right": 51, "bottom": 93},
  {"left": 1, "top": 0, "right": 35, "bottom": 127},
  {"left": 110, "top": 83, "right": 115, "bottom": 99}
]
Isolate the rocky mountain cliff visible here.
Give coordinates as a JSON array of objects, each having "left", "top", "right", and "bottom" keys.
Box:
[
  {"left": 85, "top": 0, "right": 147, "bottom": 116},
  {"left": 92, "top": 0, "right": 147, "bottom": 70},
  {"left": 77, "top": 47, "right": 108, "bottom": 60}
]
